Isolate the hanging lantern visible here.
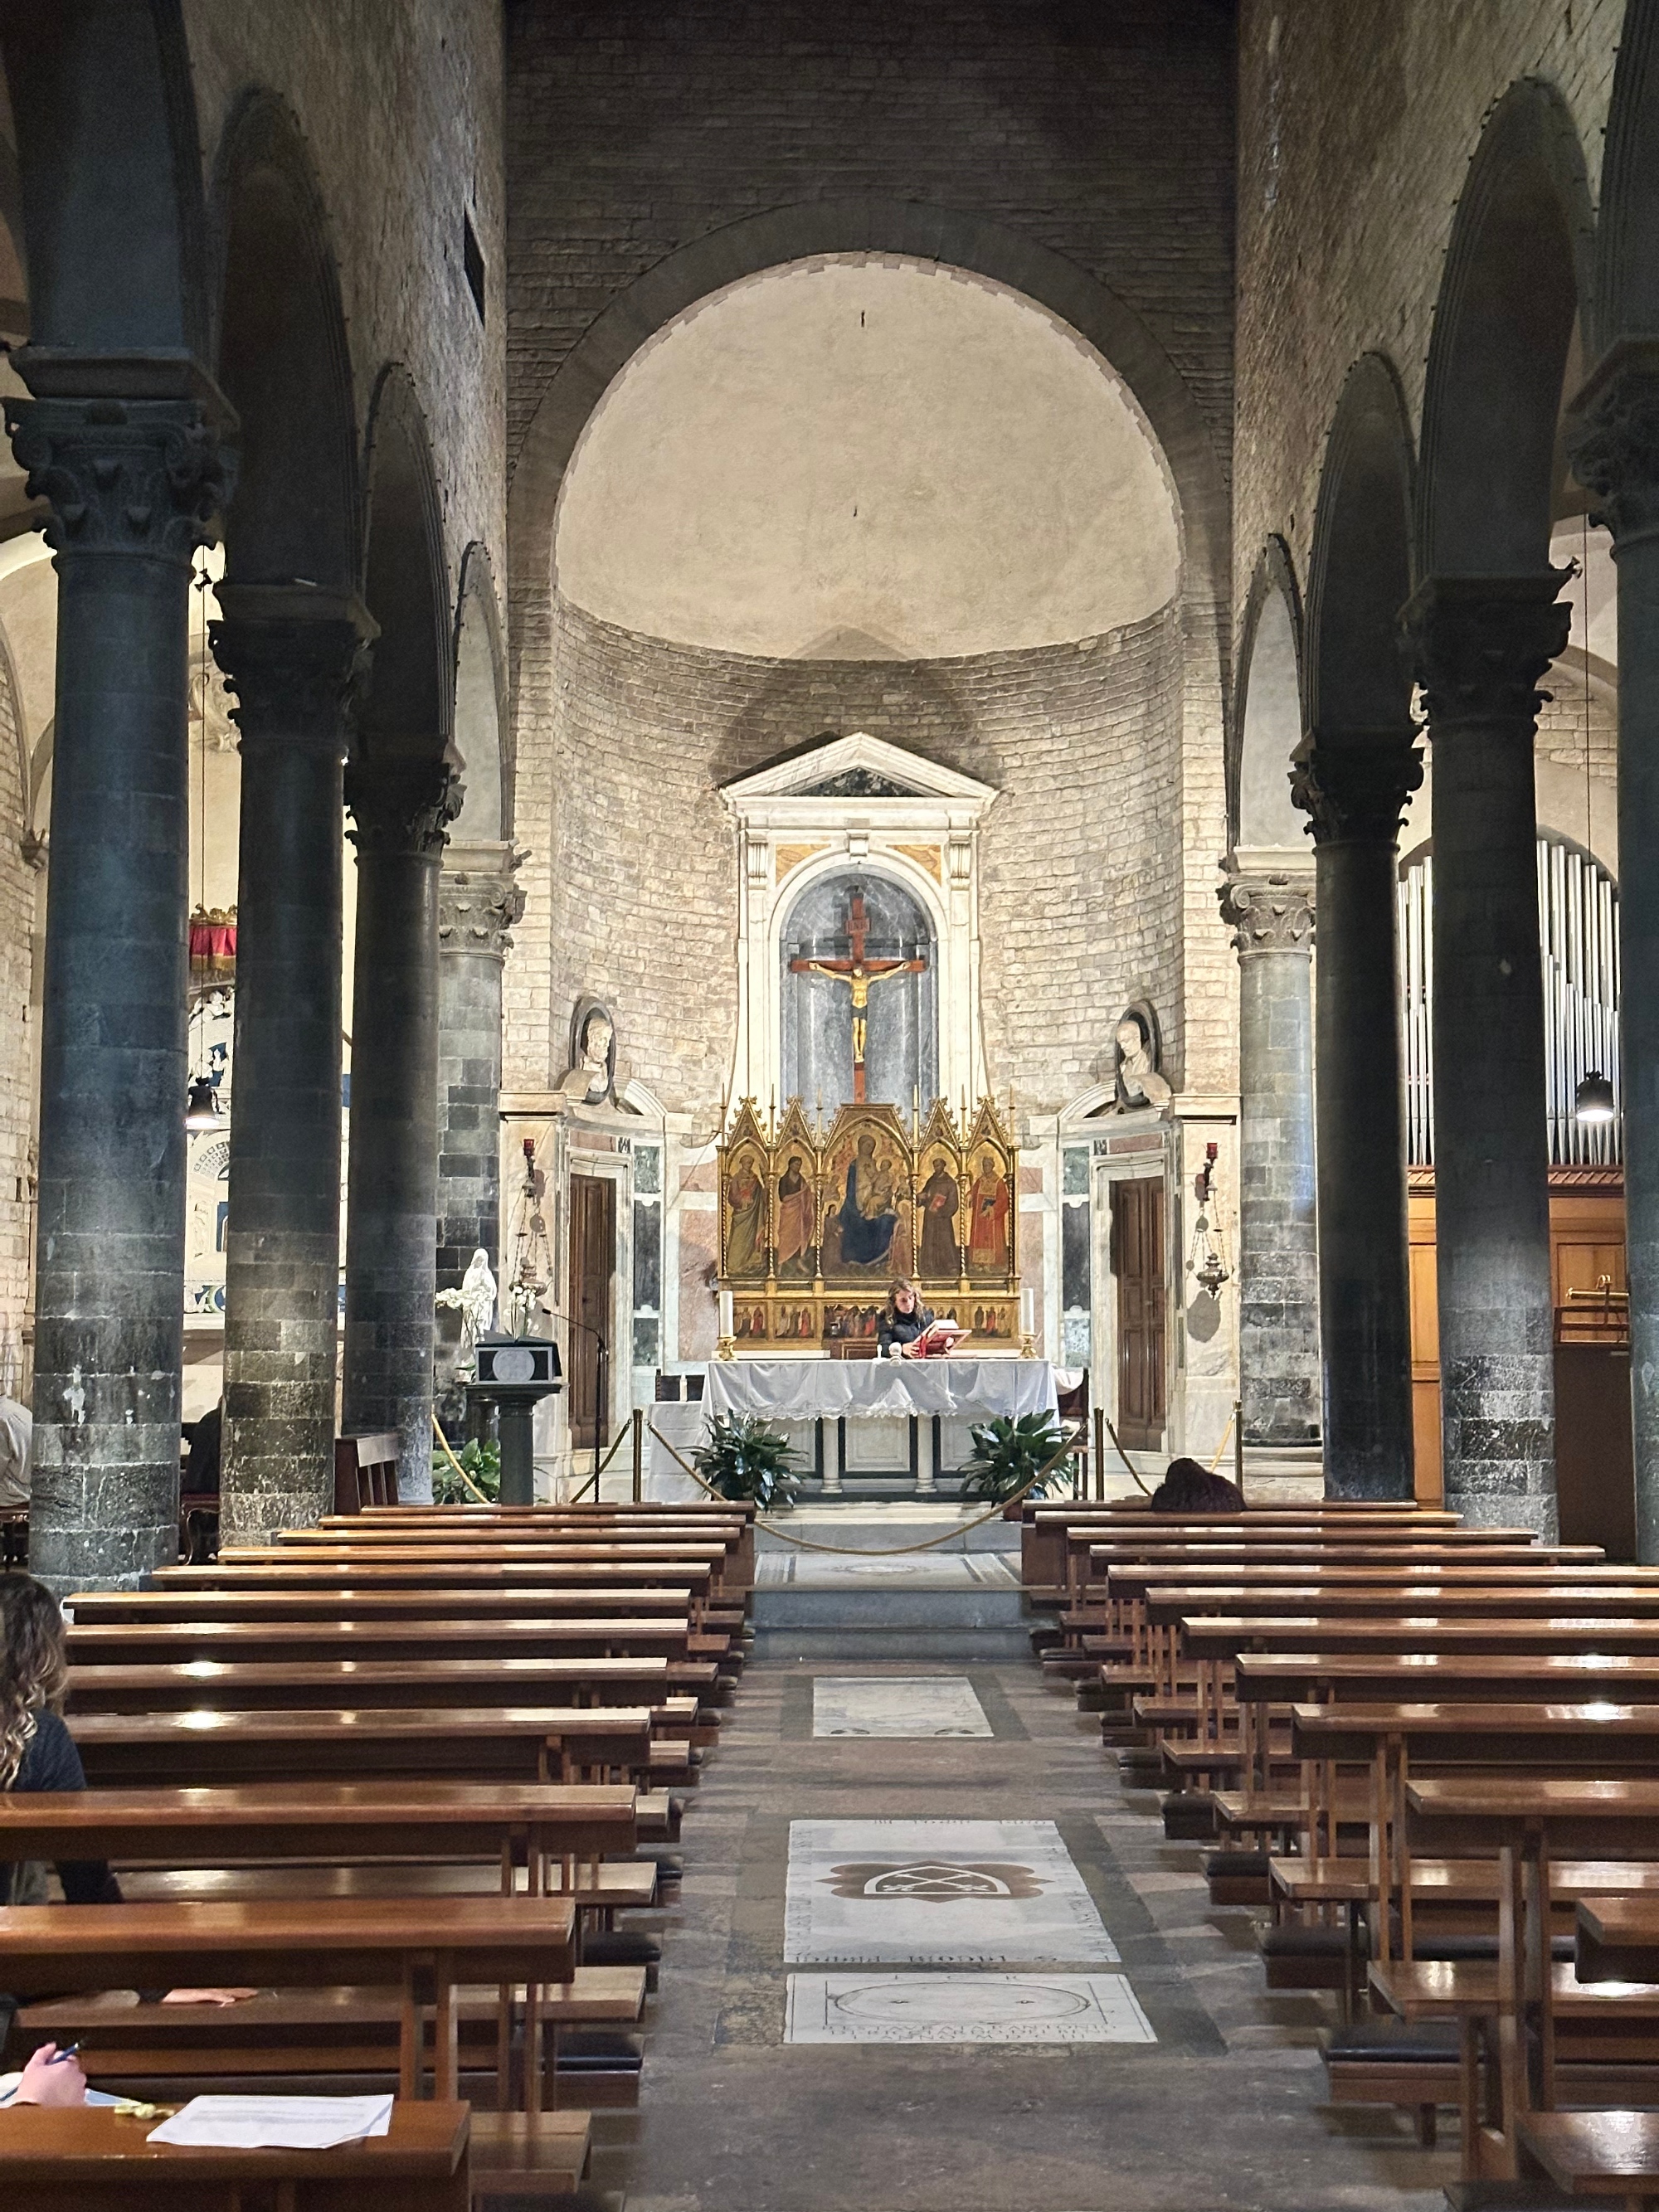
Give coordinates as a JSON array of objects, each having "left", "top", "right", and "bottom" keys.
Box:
[{"left": 1575, "top": 1070, "right": 1616, "bottom": 1125}]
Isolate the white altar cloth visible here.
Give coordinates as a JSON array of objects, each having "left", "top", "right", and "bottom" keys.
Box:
[{"left": 703, "top": 1357, "right": 1058, "bottom": 1423}]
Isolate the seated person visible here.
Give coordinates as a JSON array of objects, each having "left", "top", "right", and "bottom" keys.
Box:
[
  {"left": 0, "top": 1575, "right": 120, "bottom": 1906},
  {"left": 1148, "top": 1455, "right": 1244, "bottom": 1514},
  {"left": 877, "top": 1278, "right": 934, "bottom": 1358},
  {"left": 182, "top": 1400, "right": 221, "bottom": 1496},
  {"left": 0, "top": 1393, "right": 31, "bottom": 1511}
]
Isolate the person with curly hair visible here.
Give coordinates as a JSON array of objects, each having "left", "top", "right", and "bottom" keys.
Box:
[{"left": 0, "top": 1574, "right": 120, "bottom": 1908}]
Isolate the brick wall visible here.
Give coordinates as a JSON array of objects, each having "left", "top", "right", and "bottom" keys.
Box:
[
  {"left": 518, "top": 593, "right": 1187, "bottom": 1117},
  {"left": 1233, "top": 0, "right": 1622, "bottom": 630}
]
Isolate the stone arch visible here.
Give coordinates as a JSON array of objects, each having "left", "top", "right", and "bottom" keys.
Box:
[
  {"left": 1418, "top": 79, "right": 1594, "bottom": 576},
  {"left": 452, "top": 543, "right": 507, "bottom": 842},
  {"left": 358, "top": 364, "right": 453, "bottom": 767},
  {"left": 210, "top": 91, "right": 358, "bottom": 593},
  {"left": 1306, "top": 353, "right": 1417, "bottom": 746},
  {"left": 1233, "top": 538, "right": 1305, "bottom": 851},
  {"left": 508, "top": 197, "right": 1229, "bottom": 697},
  {"left": 0, "top": 0, "right": 209, "bottom": 357}
]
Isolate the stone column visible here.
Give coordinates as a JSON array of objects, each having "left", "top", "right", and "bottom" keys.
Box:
[
  {"left": 342, "top": 761, "right": 460, "bottom": 1500},
  {"left": 435, "top": 843, "right": 523, "bottom": 1398},
  {"left": 2, "top": 372, "right": 231, "bottom": 1590},
  {"left": 211, "top": 590, "right": 372, "bottom": 1542},
  {"left": 1406, "top": 577, "right": 1567, "bottom": 1539},
  {"left": 1570, "top": 343, "right": 1659, "bottom": 1557},
  {"left": 1218, "top": 863, "right": 1319, "bottom": 1445},
  {"left": 1292, "top": 737, "right": 1422, "bottom": 1497}
]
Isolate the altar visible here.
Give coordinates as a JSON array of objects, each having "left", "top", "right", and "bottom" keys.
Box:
[{"left": 645, "top": 1356, "right": 1059, "bottom": 1499}]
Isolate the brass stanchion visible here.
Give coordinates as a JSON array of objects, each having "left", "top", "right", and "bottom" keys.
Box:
[{"left": 631, "top": 1406, "right": 644, "bottom": 1503}]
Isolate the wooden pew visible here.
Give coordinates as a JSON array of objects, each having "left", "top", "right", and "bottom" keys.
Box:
[
  {"left": 64, "top": 1617, "right": 709, "bottom": 1668},
  {"left": 0, "top": 2099, "right": 477, "bottom": 2212}
]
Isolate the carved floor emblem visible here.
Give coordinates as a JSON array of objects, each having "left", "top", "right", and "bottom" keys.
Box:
[{"left": 826, "top": 1860, "right": 1045, "bottom": 1903}]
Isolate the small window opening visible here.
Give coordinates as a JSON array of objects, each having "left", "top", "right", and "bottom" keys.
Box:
[{"left": 463, "top": 210, "right": 486, "bottom": 327}]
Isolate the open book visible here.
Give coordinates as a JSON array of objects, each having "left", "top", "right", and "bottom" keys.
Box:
[{"left": 902, "top": 1320, "right": 971, "bottom": 1359}]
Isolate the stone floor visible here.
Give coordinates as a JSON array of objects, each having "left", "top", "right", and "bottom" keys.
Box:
[{"left": 583, "top": 1653, "right": 1475, "bottom": 2212}]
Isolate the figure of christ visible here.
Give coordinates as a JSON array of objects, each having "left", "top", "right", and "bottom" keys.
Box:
[
  {"left": 789, "top": 892, "right": 927, "bottom": 1104},
  {"left": 775, "top": 1154, "right": 815, "bottom": 1281},
  {"left": 967, "top": 1152, "right": 1012, "bottom": 1276}
]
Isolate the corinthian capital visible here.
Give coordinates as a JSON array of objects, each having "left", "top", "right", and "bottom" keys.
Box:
[
  {"left": 3, "top": 392, "right": 232, "bottom": 564},
  {"left": 212, "top": 586, "right": 376, "bottom": 758},
  {"left": 439, "top": 845, "right": 528, "bottom": 959},
  {"left": 1567, "top": 337, "right": 1659, "bottom": 544},
  {"left": 1290, "top": 726, "right": 1423, "bottom": 846},
  {"left": 1404, "top": 574, "right": 1572, "bottom": 734},
  {"left": 1219, "top": 863, "right": 1315, "bottom": 956},
  {"left": 346, "top": 758, "right": 464, "bottom": 858}
]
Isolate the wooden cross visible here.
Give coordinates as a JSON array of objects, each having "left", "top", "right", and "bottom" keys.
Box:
[{"left": 789, "top": 892, "right": 927, "bottom": 1103}]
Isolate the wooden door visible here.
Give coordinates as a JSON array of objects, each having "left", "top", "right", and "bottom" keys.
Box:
[
  {"left": 1112, "top": 1179, "right": 1166, "bottom": 1449},
  {"left": 568, "top": 1175, "right": 615, "bottom": 1454}
]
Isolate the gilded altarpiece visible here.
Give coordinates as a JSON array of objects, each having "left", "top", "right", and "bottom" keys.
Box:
[{"left": 718, "top": 1098, "right": 1019, "bottom": 1348}]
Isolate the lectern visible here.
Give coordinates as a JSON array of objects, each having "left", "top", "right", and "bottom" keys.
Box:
[{"left": 467, "top": 1334, "right": 562, "bottom": 1505}]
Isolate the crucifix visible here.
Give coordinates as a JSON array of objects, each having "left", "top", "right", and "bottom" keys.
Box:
[{"left": 790, "top": 891, "right": 927, "bottom": 1103}]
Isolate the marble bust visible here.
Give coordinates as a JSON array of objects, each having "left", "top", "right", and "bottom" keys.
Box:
[
  {"left": 1114, "top": 1006, "right": 1171, "bottom": 1111},
  {"left": 562, "top": 999, "right": 619, "bottom": 1106}
]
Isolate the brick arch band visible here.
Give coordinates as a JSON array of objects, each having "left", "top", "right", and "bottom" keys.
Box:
[{"left": 505, "top": 197, "right": 1232, "bottom": 722}]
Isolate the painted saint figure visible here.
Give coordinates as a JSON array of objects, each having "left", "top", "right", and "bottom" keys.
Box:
[
  {"left": 967, "top": 1152, "right": 1011, "bottom": 1277},
  {"left": 917, "top": 1156, "right": 961, "bottom": 1280},
  {"left": 776, "top": 1153, "right": 815, "bottom": 1281},
  {"left": 725, "top": 1156, "right": 766, "bottom": 1279},
  {"left": 836, "top": 1132, "right": 900, "bottom": 1269}
]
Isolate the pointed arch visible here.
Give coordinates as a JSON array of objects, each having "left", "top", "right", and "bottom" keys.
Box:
[
  {"left": 1306, "top": 353, "right": 1417, "bottom": 742},
  {"left": 1233, "top": 537, "right": 1305, "bottom": 851},
  {"left": 359, "top": 365, "right": 453, "bottom": 765}
]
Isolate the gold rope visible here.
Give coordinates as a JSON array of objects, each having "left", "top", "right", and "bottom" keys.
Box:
[
  {"left": 645, "top": 1418, "right": 1080, "bottom": 1556},
  {"left": 1100, "top": 1411, "right": 1155, "bottom": 1497},
  {"left": 431, "top": 1411, "right": 491, "bottom": 1505},
  {"left": 1207, "top": 1406, "right": 1236, "bottom": 1475}
]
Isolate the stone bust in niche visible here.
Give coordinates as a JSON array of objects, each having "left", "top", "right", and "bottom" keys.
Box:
[
  {"left": 562, "top": 998, "right": 620, "bottom": 1106},
  {"left": 1114, "top": 1004, "right": 1172, "bottom": 1112}
]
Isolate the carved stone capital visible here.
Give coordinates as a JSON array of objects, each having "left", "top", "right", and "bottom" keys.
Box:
[
  {"left": 1404, "top": 574, "right": 1572, "bottom": 737},
  {"left": 439, "top": 848, "right": 527, "bottom": 960},
  {"left": 3, "top": 392, "right": 232, "bottom": 563},
  {"left": 1219, "top": 866, "right": 1315, "bottom": 956},
  {"left": 345, "top": 760, "right": 463, "bottom": 859},
  {"left": 211, "top": 586, "right": 376, "bottom": 758},
  {"left": 1290, "top": 727, "right": 1423, "bottom": 846},
  {"left": 1567, "top": 337, "right": 1659, "bottom": 547}
]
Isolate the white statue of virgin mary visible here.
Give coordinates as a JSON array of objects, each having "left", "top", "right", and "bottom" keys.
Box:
[{"left": 436, "top": 1247, "right": 499, "bottom": 1365}]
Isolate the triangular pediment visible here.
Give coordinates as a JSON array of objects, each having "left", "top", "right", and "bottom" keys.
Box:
[{"left": 720, "top": 731, "right": 996, "bottom": 807}]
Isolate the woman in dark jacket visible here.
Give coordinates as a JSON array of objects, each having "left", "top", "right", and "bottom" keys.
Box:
[
  {"left": 877, "top": 1278, "right": 934, "bottom": 1358},
  {"left": 0, "top": 1573, "right": 120, "bottom": 1906}
]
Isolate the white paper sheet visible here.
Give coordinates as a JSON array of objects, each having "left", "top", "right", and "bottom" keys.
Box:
[{"left": 148, "top": 2093, "right": 394, "bottom": 2149}]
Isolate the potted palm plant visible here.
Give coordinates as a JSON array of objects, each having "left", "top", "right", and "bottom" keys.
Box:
[
  {"left": 958, "top": 1412, "right": 1068, "bottom": 1514},
  {"left": 691, "top": 1413, "right": 802, "bottom": 1510}
]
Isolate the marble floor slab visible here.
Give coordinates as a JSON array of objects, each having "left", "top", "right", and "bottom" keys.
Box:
[
  {"left": 757, "top": 1552, "right": 1019, "bottom": 1587},
  {"left": 784, "top": 1971, "right": 1157, "bottom": 2046},
  {"left": 784, "top": 1818, "right": 1119, "bottom": 1965},
  {"left": 812, "top": 1675, "right": 993, "bottom": 1738}
]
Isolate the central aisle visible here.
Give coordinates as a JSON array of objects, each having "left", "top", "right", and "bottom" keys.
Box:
[{"left": 594, "top": 1649, "right": 1457, "bottom": 2212}]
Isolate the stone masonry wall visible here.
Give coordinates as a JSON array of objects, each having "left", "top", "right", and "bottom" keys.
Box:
[
  {"left": 0, "top": 654, "right": 33, "bottom": 1394},
  {"left": 532, "top": 593, "right": 1185, "bottom": 1118},
  {"left": 1233, "top": 0, "right": 1622, "bottom": 635},
  {"left": 503, "top": 0, "right": 1238, "bottom": 1105}
]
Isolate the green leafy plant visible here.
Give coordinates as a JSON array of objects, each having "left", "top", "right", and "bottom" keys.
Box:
[
  {"left": 958, "top": 1412, "right": 1068, "bottom": 1504},
  {"left": 433, "top": 1437, "right": 501, "bottom": 1505},
  {"left": 691, "top": 1413, "right": 801, "bottom": 1510}
]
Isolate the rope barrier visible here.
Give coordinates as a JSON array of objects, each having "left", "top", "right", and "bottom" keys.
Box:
[
  {"left": 645, "top": 1418, "right": 1082, "bottom": 1557},
  {"left": 1100, "top": 1411, "right": 1154, "bottom": 1497},
  {"left": 431, "top": 1412, "right": 491, "bottom": 1505}
]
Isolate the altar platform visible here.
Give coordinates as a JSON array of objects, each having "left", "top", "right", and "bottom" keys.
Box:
[
  {"left": 649, "top": 1355, "right": 1063, "bottom": 1500},
  {"left": 750, "top": 1502, "right": 1029, "bottom": 1660}
]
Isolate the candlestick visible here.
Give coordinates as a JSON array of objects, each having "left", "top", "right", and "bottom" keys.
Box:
[
  {"left": 717, "top": 1286, "right": 736, "bottom": 1362},
  {"left": 1019, "top": 1285, "right": 1037, "bottom": 1359}
]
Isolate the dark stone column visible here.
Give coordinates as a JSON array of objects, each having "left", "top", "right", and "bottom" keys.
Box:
[
  {"left": 435, "top": 843, "right": 523, "bottom": 1398},
  {"left": 1406, "top": 577, "right": 1568, "bottom": 1539},
  {"left": 1570, "top": 343, "right": 1659, "bottom": 1558},
  {"left": 1292, "top": 735, "right": 1422, "bottom": 1497},
  {"left": 2, "top": 374, "right": 231, "bottom": 1590},
  {"left": 211, "top": 591, "right": 372, "bottom": 1542},
  {"left": 1218, "top": 864, "right": 1320, "bottom": 1445},
  {"left": 343, "top": 762, "right": 460, "bottom": 1500}
]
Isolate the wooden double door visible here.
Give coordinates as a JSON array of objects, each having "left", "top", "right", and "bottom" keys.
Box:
[
  {"left": 568, "top": 1174, "right": 615, "bottom": 1454},
  {"left": 1111, "top": 1178, "right": 1167, "bottom": 1450}
]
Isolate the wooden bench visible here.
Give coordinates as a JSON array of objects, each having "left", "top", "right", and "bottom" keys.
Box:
[
  {"left": 0, "top": 2098, "right": 475, "bottom": 2211},
  {"left": 333, "top": 1430, "right": 401, "bottom": 1513}
]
